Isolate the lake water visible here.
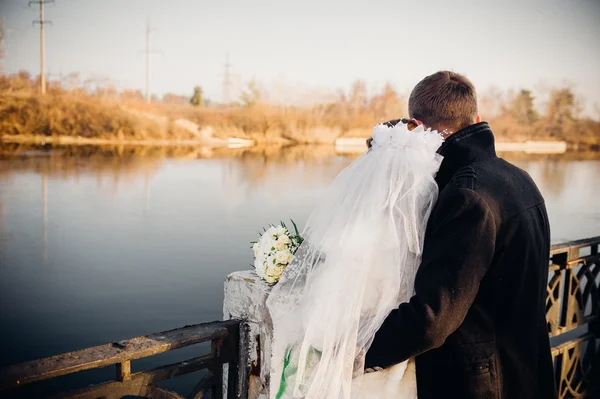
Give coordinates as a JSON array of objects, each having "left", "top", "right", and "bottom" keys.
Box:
[{"left": 0, "top": 144, "right": 599, "bottom": 395}]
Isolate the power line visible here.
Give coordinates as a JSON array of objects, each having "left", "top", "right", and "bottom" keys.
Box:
[{"left": 29, "top": 0, "right": 53, "bottom": 95}]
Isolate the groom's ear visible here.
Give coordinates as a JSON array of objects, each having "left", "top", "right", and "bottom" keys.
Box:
[{"left": 476, "top": 115, "right": 482, "bottom": 123}]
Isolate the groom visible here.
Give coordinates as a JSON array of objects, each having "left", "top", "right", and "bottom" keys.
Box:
[{"left": 365, "top": 71, "right": 556, "bottom": 398}]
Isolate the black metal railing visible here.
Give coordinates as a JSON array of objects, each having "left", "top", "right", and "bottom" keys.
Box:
[
  {"left": 548, "top": 236, "right": 600, "bottom": 398},
  {"left": 0, "top": 320, "right": 248, "bottom": 399}
]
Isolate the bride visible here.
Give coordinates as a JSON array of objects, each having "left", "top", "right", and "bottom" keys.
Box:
[{"left": 266, "top": 120, "right": 443, "bottom": 399}]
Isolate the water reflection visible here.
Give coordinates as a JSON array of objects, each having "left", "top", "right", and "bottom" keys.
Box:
[
  {"left": 1, "top": 144, "right": 599, "bottom": 240},
  {"left": 3, "top": 143, "right": 599, "bottom": 192},
  {"left": 42, "top": 171, "right": 48, "bottom": 261}
]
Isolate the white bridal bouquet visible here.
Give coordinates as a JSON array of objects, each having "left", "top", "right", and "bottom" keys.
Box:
[{"left": 251, "top": 221, "right": 304, "bottom": 285}]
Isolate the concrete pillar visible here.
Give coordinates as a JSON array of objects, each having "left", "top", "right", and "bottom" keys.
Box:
[{"left": 224, "top": 270, "right": 274, "bottom": 399}]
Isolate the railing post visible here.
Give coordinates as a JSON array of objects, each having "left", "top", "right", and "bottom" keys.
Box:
[
  {"left": 224, "top": 271, "right": 274, "bottom": 399},
  {"left": 116, "top": 360, "right": 131, "bottom": 381},
  {"left": 235, "top": 322, "right": 250, "bottom": 399},
  {"left": 211, "top": 340, "right": 224, "bottom": 399},
  {"left": 224, "top": 322, "right": 241, "bottom": 399}
]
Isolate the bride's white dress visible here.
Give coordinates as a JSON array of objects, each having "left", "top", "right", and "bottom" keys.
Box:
[
  {"left": 352, "top": 359, "right": 417, "bottom": 399},
  {"left": 266, "top": 122, "right": 443, "bottom": 399}
]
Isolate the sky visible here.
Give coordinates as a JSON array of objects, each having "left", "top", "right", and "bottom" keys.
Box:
[{"left": 1, "top": 0, "right": 599, "bottom": 114}]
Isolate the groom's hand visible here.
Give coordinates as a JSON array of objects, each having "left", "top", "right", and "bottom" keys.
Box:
[{"left": 364, "top": 366, "right": 383, "bottom": 373}]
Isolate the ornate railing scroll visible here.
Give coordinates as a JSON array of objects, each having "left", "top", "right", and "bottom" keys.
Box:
[
  {"left": 548, "top": 236, "right": 600, "bottom": 399},
  {"left": 0, "top": 320, "right": 249, "bottom": 399}
]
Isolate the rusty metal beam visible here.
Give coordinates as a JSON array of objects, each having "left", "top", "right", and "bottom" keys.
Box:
[
  {"left": 55, "top": 353, "right": 214, "bottom": 399},
  {"left": 0, "top": 320, "right": 239, "bottom": 390}
]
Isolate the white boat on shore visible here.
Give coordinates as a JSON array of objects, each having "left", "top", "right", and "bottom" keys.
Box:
[
  {"left": 227, "top": 138, "right": 255, "bottom": 148},
  {"left": 495, "top": 141, "right": 568, "bottom": 154}
]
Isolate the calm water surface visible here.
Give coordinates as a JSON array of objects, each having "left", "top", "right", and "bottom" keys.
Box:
[{"left": 0, "top": 145, "right": 599, "bottom": 394}]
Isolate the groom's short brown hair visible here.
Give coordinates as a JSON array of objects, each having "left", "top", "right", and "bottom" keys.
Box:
[{"left": 409, "top": 71, "right": 478, "bottom": 132}]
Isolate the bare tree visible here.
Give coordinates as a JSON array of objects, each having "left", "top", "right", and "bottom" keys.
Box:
[
  {"left": 369, "top": 82, "right": 405, "bottom": 120},
  {"left": 240, "top": 79, "right": 263, "bottom": 107},
  {"left": 510, "top": 89, "right": 538, "bottom": 125},
  {"left": 348, "top": 80, "right": 368, "bottom": 112},
  {"left": 546, "top": 88, "right": 577, "bottom": 124}
]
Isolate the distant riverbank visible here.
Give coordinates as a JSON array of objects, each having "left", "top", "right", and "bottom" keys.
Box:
[
  {"left": 0, "top": 134, "right": 255, "bottom": 148},
  {"left": 3, "top": 134, "right": 583, "bottom": 157},
  {"left": 1, "top": 73, "right": 599, "bottom": 149},
  {"left": 334, "top": 137, "right": 572, "bottom": 154}
]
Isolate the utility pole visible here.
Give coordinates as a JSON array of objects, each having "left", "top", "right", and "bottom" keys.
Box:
[
  {"left": 222, "top": 53, "right": 232, "bottom": 104},
  {"left": 30, "top": 0, "right": 53, "bottom": 95},
  {"left": 143, "top": 18, "right": 161, "bottom": 103},
  {"left": 145, "top": 20, "right": 152, "bottom": 103},
  {"left": 0, "top": 19, "right": 5, "bottom": 76}
]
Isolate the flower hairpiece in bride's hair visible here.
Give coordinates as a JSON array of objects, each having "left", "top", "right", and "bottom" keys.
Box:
[{"left": 366, "top": 118, "right": 417, "bottom": 149}]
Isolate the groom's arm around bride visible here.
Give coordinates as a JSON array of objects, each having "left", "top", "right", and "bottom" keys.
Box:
[{"left": 365, "top": 72, "right": 557, "bottom": 399}]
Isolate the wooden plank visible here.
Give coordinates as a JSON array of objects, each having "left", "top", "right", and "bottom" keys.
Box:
[{"left": 0, "top": 320, "right": 239, "bottom": 390}]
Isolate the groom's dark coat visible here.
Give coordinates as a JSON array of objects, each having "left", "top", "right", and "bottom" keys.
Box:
[{"left": 365, "top": 122, "right": 556, "bottom": 398}]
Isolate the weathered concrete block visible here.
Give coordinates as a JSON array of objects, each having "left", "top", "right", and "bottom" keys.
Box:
[{"left": 224, "top": 270, "right": 274, "bottom": 399}]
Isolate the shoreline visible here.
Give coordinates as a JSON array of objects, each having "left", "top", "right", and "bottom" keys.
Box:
[
  {"left": 0, "top": 134, "right": 254, "bottom": 148},
  {"left": 334, "top": 137, "right": 572, "bottom": 155},
  {"left": 2, "top": 134, "right": 598, "bottom": 156}
]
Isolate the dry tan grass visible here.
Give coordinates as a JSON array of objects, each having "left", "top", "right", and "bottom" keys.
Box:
[{"left": 1, "top": 72, "right": 598, "bottom": 149}]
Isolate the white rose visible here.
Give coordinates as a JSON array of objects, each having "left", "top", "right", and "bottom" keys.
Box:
[
  {"left": 275, "top": 240, "right": 286, "bottom": 250},
  {"left": 272, "top": 265, "right": 285, "bottom": 278},
  {"left": 264, "top": 269, "right": 276, "bottom": 284},
  {"left": 278, "top": 234, "right": 290, "bottom": 245},
  {"left": 276, "top": 250, "right": 292, "bottom": 264}
]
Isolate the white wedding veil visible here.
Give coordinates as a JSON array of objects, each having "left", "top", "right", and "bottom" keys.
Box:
[{"left": 266, "top": 122, "right": 443, "bottom": 399}]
